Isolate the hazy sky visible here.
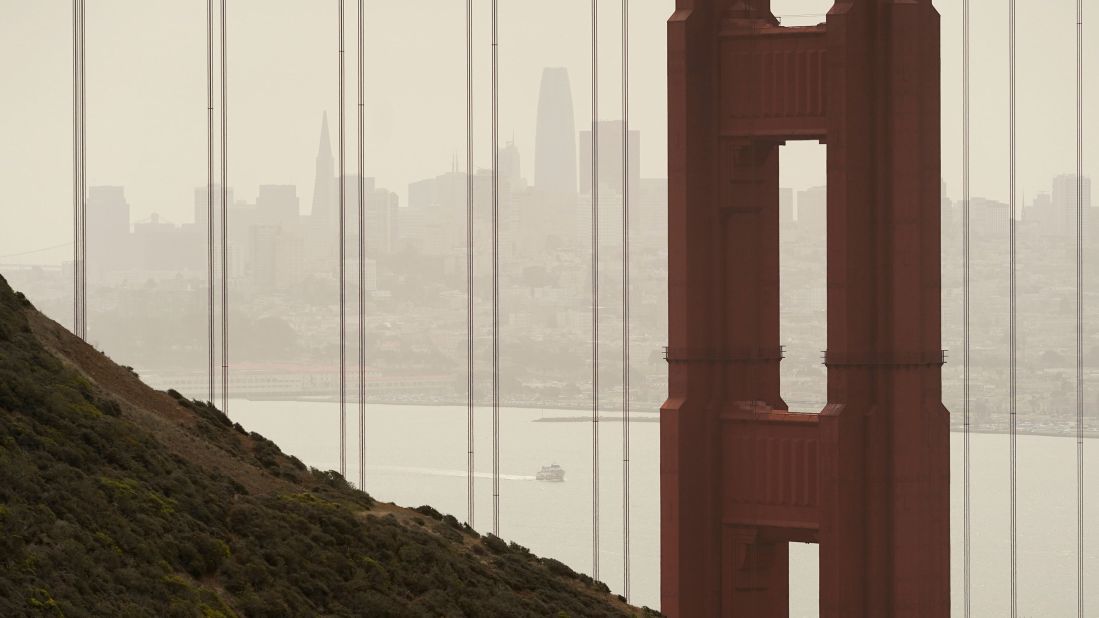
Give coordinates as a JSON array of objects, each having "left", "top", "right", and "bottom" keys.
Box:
[{"left": 2, "top": 0, "right": 1097, "bottom": 263}]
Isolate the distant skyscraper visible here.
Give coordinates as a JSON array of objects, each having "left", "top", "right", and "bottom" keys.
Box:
[
  {"left": 796, "top": 185, "right": 827, "bottom": 240},
  {"left": 1051, "top": 174, "right": 1092, "bottom": 238},
  {"left": 341, "top": 176, "right": 399, "bottom": 258},
  {"left": 1028, "top": 191, "right": 1052, "bottom": 221},
  {"left": 87, "top": 186, "right": 131, "bottom": 275},
  {"left": 250, "top": 224, "right": 304, "bottom": 292},
  {"left": 499, "top": 140, "right": 524, "bottom": 191},
  {"left": 534, "top": 68, "right": 578, "bottom": 194},
  {"left": 579, "top": 121, "right": 641, "bottom": 197},
  {"left": 193, "top": 185, "right": 235, "bottom": 228},
  {"left": 255, "top": 185, "right": 300, "bottom": 228},
  {"left": 970, "top": 197, "right": 1010, "bottom": 239},
  {"left": 311, "top": 112, "right": 336, "bottom": 221},
  {"left": 780, "top": 187, "right": 794, "bottom": 229}
]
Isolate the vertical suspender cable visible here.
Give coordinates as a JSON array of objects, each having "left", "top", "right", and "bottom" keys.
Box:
[
  {"left": 621, "top": 0, "right": 630, "bottom": 601},
  {"left": 466, "top": 0, "right": 476, "bottom": 529},
  {"left": 220, "top": 0, "right": 229, "bottom": 418},
  {"left": 591, "top": 0, "right": 600, "bottom": 582},
  {"left": 1008, "top": 1, "right": 1018, "bottom": 614},
  {"left": 338, "top": 0, "right": 347, "bottom": 478},
  {"left": 80, "top": 0, "right": 86, "bottom": 341},
  {"left": 1076, "top": 0, "right": 1085, "bottom": 614},
  {"left": 207, "top": 0, "right": 215, "bottom": 404},
  {"left": 491, "top": 0, "right": 501, "bottom": 538},
  {"left": 72, "top": 0, "right": 80, "bottom": 338},
  {"left": 962, "top": 0, "right": 972, "bottom": 613},
  {"left": 356, "top": 0, "right": 364, "bottom": 490}
]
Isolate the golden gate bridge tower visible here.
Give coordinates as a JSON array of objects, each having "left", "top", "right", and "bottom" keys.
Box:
[{"left": 661, "top": 0, "right": 949, "bottom": 615}]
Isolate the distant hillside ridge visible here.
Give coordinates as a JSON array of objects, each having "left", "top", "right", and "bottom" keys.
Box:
[{"left": 0, "top": 274, "right": 657, "bottom": 617}]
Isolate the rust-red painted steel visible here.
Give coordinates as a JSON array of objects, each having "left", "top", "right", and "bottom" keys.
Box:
[{"left": 661, "top": 1, "right": 948, "bottom": 616}]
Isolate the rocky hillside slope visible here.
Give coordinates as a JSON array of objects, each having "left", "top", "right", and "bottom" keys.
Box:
[{"left": 0, "top": 274, "right": 657, "bottom": 617}]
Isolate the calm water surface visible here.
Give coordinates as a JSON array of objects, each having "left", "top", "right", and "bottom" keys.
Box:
[{"left": 229, "top": 400, "right": 1099, "bottom": 616}]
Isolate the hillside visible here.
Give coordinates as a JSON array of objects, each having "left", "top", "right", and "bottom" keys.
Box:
[{"left": 0, "top": 274, "right": 657, "bottom": 617}]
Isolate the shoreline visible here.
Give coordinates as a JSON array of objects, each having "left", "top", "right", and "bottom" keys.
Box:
[{"left": 236, "top": 395, "right": 1098, "bottom": 439}]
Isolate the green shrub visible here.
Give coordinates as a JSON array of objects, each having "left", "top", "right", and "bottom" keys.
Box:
[{"left": 482, "top": 534, "right": 509, "bottom": 554}]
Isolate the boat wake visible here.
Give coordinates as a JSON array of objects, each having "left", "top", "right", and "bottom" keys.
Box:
[{"left": 370, "top": 464, "right": 536, "bottom": 482}]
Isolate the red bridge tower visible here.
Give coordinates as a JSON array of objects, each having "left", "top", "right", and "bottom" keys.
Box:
[{"left": 661, "top": 0, "right": 949, "bottom": 616}]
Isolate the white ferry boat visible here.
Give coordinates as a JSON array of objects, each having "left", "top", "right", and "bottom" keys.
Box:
[{"left": 536, "top": 464, "right": 565, "bottom": 482}]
